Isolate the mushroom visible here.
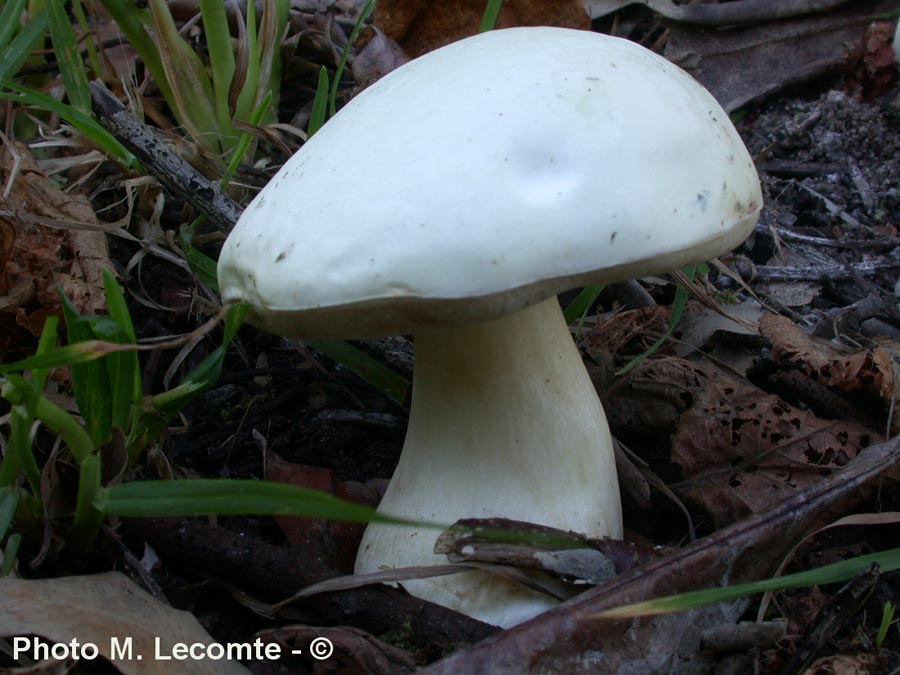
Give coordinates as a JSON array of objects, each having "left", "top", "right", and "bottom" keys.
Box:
[{"left": 217, "top": 27, "right": 762, "bottom": 627}]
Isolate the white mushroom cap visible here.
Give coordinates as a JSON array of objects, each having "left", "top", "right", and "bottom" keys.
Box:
[{"left": 217, "top": 27, "right": 761, "bottom": 338}]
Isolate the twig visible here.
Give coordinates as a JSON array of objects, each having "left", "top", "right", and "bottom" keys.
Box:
[
  {"left": 753, "top": 259, "right": 900, "bottom": 282},
  {"left": 89, "top": 80, "right": 243, "bottom": 233}
]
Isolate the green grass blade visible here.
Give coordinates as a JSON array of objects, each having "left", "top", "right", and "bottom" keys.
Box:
[
  {"left": 28, "top": 315, "right": 60, "bottom": 394},
  {"left": 0, "top": 375, "right": 44, "bottom": 492},
  {"left": 71, "top": 0, "right": 102, "bottom": 78},
  {"left": 101, "top": 270, "right": 139, "bottom": 432},
  {"left": 479, "top": 0, "right": 504, "bottom": 32},
  {"left": 0, "top": 533, "right": 21, "bottom": 576},
  {"left": 0, "top": 488, "right": 19, "bottom": 541},
  {"left": 877, "top": 601, "right": 896, "bottom": 647},
  {"left": 177, "top": 220, "right": 220, "bottom": 289},
  {"left": 16, "top": 387, "right": 95, "bottom": 465},
  {"left": 595, "top": 548, "right": 900, "bottom": 619},
  {"left": 222, "top": 303, "right": 250, "bottom": 344},
  {"left": 328, "top": 0, "right": 375, "bottom": 117},
  {"left": 199, "top": 0, "right": 236, "bottom": 136},
  {"left": 0, "top": 339, "right": 123, "bottom": 375},
  {"left": 96, "top": 479, "right": 430, "bottom": 527},
  {"left": 221, "top": 89, "right": 271, "bottom": 188},
  {"left": 60, "top": 293, "right": 112, "bottom": 446},
  {"left": 308, "top": 66, "right": 329, "bottom": 137},
  {"left": 0, "top": 9, "right": 48, "bottom": 82},
  {"left": 0, "top": 83, "right": 136, "bottom": 166},
  {"left": 102, "top": 269, "right": 136, "bottom": 343},
  {"left": 0, "top": 318, "right": 60, "bottom": 494},
  {"left": 72, "top": 451, "right": 104, "bottom": 547},
  {"left": 306, "top": 339, "right": 410, "bottom": 404},
  {"left": 563, "top": 285, "right": 605, "bottom": 325},
  {"left": 46, "top": 0, "right": 92, "bottom": 112},
  {"left": 233, "top": 0, "right": 259, "bottom": 123},
  {"left": 0, "top": 0, "right": 28, "bottom": 53}
]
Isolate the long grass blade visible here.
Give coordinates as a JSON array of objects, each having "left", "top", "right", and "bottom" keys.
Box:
[
  {"left": 199, "top": 0, "right": 236, "bottom": 136},
  {"left": 479, "top": 0, "right": 504, "bottom": 32},
  {"left": 46, "top": 0, "right": 92, "bottom": 112},
  {"left": 306, "top": 339, "right": 410, "bottom": 404},
  {"left": 97, "top": 479, "right": 430, "bottom": 527},
  {"left": 595, "top": 548, "right": 900, "bottom": 619},
  {"left": 328, "top": 0, "right": 374, "bottom": 117},
  {"left": 0, "top": 0, "right": 28, "bottom": 53},
  {"left": 0, "top": 10, "right": 48, "bottom": 82},
  {"left": 307, "top": 66, "right": 329, "bottom": 137}
]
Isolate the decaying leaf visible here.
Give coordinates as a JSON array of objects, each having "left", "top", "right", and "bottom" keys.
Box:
[
  {"left": 0, "top": 572, "right": 249, "bottom": 675},
  {"left": 375, "top": 0, "right": 589, "bottom": 57},
  {"left": 0, "top": 143, "right": 112, "bottom": 349},
  {"left": 603, "top": 351, "right": 879, "bottom": 527},
  {"left": 670, "top": 360, "right": 878, "bottom": 527},
  {"left": 761, "top": 313, "right": 900, "bottom": 430}
]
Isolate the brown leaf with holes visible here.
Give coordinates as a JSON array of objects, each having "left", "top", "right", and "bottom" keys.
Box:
[
  {"left": 760, "top": 313, "right": 900, "bottom": 430},
  {"left": 669, "top": 359, "right": 879, "bottom": 527},
  {"left": 374, "top": 0, "right": 589, "bottom": 58},
  {"left": 0, "top": 143, "right": 110, "bottom": 349}
]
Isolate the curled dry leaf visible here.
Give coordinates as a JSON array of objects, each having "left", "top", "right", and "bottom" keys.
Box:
[
  {"left": 761, "top": 313, "right": 900, "bottom": 431},
  {"left": 0, "top": 143, "right": 111, "bottom": 348},
  {"left": 0, "top": 572, "right": 249, "bottom": 675},
  {"left": 351, "top": 26, "right": 412, "bottom": 90}
]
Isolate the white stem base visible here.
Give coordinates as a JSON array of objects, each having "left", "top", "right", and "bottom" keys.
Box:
[{"left": 354, "top": 297, "right": 622, "bottom": 627}]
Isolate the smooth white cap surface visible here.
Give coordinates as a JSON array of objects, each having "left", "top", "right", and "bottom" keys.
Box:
[{"left": 218, "top": 27, "right": 762, "bottom": 338}]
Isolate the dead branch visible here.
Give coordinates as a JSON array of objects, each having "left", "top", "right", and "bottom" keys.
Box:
[{"left": 89, "top": 81, "right": 243, "bottom": 233}]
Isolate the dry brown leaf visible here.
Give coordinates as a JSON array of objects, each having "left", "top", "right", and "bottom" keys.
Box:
[
  {"left": 375, "top": 0, "right": 589, "bottom": 58},
  {"left": 761, "top": 313, "right": 900, "bottom": 428},
  {"left": 605, "top": 352, "right": 880, "bottom": 527},
  {"left": 0, "top": 572, "right": 249, "bottom": 674},
  {"left": 351, "top": 26, "right": 411, "bottom": 90},
  {"left": 0, "top": 143, "right": 111, "bottom": 348},
  {"left": 669, "top": 359, "right": 879, "bottom": 527}
]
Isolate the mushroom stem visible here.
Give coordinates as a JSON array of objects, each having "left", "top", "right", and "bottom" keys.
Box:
[{"left": 355, "top": 296, "right": 623, "bottom": 627}]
